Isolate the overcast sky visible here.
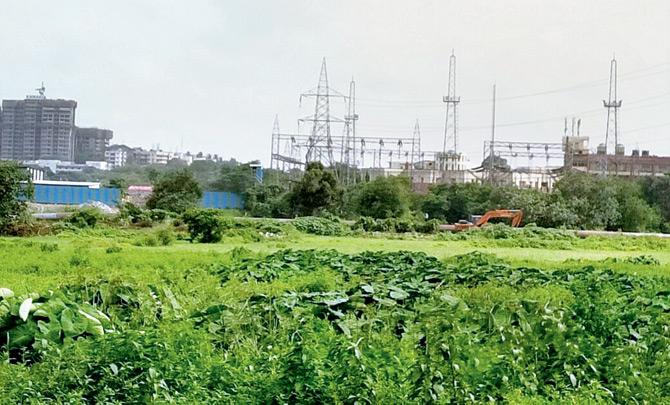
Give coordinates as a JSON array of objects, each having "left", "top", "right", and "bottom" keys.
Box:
[{"left": 1, "top": 1, "right": 668, "bottom": 166}]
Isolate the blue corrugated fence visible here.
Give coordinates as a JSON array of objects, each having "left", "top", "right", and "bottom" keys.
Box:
[
  {"left": 32, "top": 184, "right": 243, "bottom": 209},
  {"left": 201, "top": 191, "right": 243, "bottom": 209},
  {"left": 33, "top": 185, "right": 121, "bottom": 206}
]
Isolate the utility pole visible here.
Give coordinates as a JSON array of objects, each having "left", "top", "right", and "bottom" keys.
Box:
[
  {"left": 602, "top": 55, "right": 622, "bottom": 176},
  {"left": 442, "top": 50, "right": 461, "bottom": 165},
  {"left": 489, "top": 83, "right": 496, "bottom": 184}
]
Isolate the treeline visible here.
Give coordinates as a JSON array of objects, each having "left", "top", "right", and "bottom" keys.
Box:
[
  {"left": 245, "top": 163, "right": 670, "bottom": 233},
  {"left": 3, "top": 159, "right": 670, "bottom": 234},
  {"left": 44, "top": 159, "right": 259, "bottom": 193}
]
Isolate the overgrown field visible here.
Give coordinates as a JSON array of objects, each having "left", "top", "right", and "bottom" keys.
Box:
[{"left": 1, "top": 228, "right": 670, "bottom": 403}]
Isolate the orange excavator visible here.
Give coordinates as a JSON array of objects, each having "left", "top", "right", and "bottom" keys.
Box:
[{"left": 453, "top": 209, "right": 523, "bottom": 231}]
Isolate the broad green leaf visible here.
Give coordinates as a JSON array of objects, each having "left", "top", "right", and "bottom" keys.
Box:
[{"left": 19, "top": 298, "right": 33, "bottom": 321}]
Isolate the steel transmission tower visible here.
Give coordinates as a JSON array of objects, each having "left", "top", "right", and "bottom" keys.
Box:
[
  {"left": 299, "top": 58, "right": 345, "bottom": 166},
  {"left": 442, "top": 50, "right": 461, "bottom": 159},
  {"left": 343, "top": 78, "right": 359, "bottom": 184},
  {"left": 602, "top": 56, "right": 622, "bottom": 175}
]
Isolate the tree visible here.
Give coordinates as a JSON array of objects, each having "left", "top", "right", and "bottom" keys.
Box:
[
  {"left": 639, "top": 175, "right": 670, "bottom": 226},
  {"left": 353, "top": 176, "right": 411, "bottom": 219},
  {"left": 146, "top": 169, "right": 202, "bottom": 213},
  {"left": 420, "top": 183, "right": 495, "bottom": 223},
  {"left": 288, "top": 162, "right": 340, "bottom": 216},
  {"left": 244, "top": 183, "right": 291, "bottom": 218},
  {"left": 210, "top": 162, "right": 258, "bottom": 193},
  {"left": 0, "top": 162, "right": 33, "bottom": 233}
]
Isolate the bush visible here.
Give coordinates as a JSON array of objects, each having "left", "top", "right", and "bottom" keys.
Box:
[
  {"left": 67, "top": 207, "right": 103, "bottom": 229},
  {"left": 155, "top": 227, "right": 176, "bottom": 246},
  {"left": 353, "top": 216, "right": 376, "bottom": 232},
  {"left": 394, "top": 218, "right": 415, "bottom": 233},
  {"left": 292, "top": 217, "right": 348, "bottom": 236},
  {"left": 414, "top": 219, "right": 441, "bottom": 234},
  {"left": 182, "top": 209, "right": 224, "bottom": 243}
]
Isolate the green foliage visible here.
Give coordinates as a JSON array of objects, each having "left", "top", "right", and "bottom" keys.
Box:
[
  {"left": 292, "top": 216, "right": 349, "bottom": 236},
  {"left": 555, "top": 172, "right": 659, "bottom": 231},
  {"left": 134, "top": 227, "right": 175, "bottom": 247},
  {"left": 181, "top": 209, "right": 224, "bottom": 243},
  {"left": 146, "top": 169, "right": 202, "bottom": 214},
  {"left": 1, "top": 230, "right": 670, "bottom": 401},
  {"left": 244, "top": 183, "right": 291, "bottom": 218},
  {"left": 67, "top": 207, "right": 103, "bottom": 228},
  {"left": 0, "top": 161, "right": 33, "bottom": 234},
  {"left": 640, "top": 174, "right": 670, "bottom": 223},
  {"left": 352, "top": 216, "right": 439, "bottom": 234},
  {"left": 119, "top": 203, "right": 175, "bottom": 227},
  {"left": 420, "top": 173, "right": 663, "bottom": 232},
  {"left": 210, "top": 161, "right": 259, "bottom": 193},
  {"left": 288, "top": 162, "right": 340, "bottom": 216},
  {"left": 0, "top": 289, "right": 113, "bottom": 362},
  {"left": 351, "top": 176, "right": 412, "bottom": 219}
]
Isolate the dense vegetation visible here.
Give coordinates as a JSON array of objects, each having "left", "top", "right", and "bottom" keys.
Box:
[
  {"left": 146, "top": 168, "right": 203, "bottom": 214},
  {"left": 0, "top": 161, "right": 33, "bottom": 234},
  {"left": 245, "top": 170, "right": 670, "bottom": 233},
  {"left": 0, "top": 231, "right": 668, "bottom": 402}
]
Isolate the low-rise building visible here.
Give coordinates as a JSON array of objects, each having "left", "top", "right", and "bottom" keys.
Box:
[{"left": 105, "top": 145, "right": 130, "bottom": 168}]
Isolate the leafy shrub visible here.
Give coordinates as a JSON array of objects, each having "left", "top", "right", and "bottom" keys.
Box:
[
  {"left": 39, "top": 243, "right": 59, "bottom": 253},
  {"left": 292, "top": 216, "right": 348, "bottom": 236},
  {"left": 0, "top": 289, "right": 113, "bottom": 362},
  {"left": 67, "top": 207, "right": 103, "bottom": 229},
  {"left": 69, "top": 253, "right": 90, "bottom": 267},
  {"left": 155, "top": 227, "right": 176, "bottom": 246},
  {"left": 182, "top": 209, "right": 224, "bottom": 243},
  {"left": 105, "top": 246, "right": 123, "bottom": 254},
  {"left": 352, "top": 216, "right": 374, "bottom": 232},
  {"left": 133, "top": 228, "right": 176, "bottom": 247},
  {"left": 394, "top": 218, "right": 414, "bottom": 233},
  {"left": 414, "top": 218, "right": 441, "bottom": 234}
]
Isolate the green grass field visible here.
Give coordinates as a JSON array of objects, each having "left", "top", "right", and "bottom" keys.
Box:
[
  {"left": 2, "top": 230, "right": 670, "bottom": 295},
  {"left": 2, "top": 228, "right": 670, "bottom": 402}
]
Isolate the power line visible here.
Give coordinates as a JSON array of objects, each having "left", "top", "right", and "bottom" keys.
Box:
[
  {"left": 355, "top": 62, "right": 670, "bottom": 107},
  {"left": 355, "top": 93, "right": 669, "bottom": 134}
]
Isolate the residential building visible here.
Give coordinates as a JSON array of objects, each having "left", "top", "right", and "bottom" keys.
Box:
[
  {"left": 105, "top": 144, "right": 130, "bottom": 168},
  {"left": 74, "top": 127, "right": 113, "bottom": 163},
  {"left": 0, "top": 93, "right": 77, "bottom": 161},
  {"left": 149, "top": 149, "right": 170, "bottom": 165}
]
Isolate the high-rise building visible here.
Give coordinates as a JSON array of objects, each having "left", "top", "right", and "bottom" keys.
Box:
[
  {"left": 74, "top": 127, "right": 113, "bottom": 163},
  {"left": 0, "top": 91, "right": 77, "bottom": 161}
]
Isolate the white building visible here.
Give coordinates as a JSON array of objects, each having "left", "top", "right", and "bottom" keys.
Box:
[
  {"left": 105, "top": 146, "right": 128, "bottom": 168},
  {"left": 149, "top": 149, "right": 170, "bottom": 165}
]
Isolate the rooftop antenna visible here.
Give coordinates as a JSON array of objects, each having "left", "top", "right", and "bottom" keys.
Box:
[{"left": 36, "top": 82, "right": 46, "bottom": 97}]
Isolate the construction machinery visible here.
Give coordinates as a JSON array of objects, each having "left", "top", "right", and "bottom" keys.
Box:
[{"left": 453, "top": 209, "right": 523, "bottom": 231}]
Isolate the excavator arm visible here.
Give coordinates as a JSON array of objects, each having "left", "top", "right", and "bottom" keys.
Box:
[{"left": 474, "top": 209, "right": 523, "bottom": 227}]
